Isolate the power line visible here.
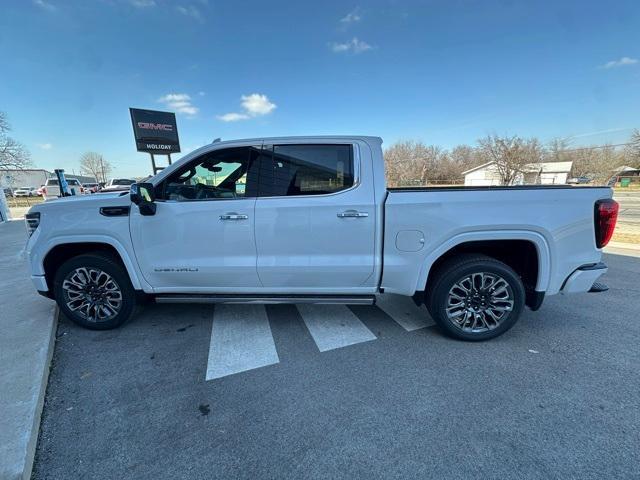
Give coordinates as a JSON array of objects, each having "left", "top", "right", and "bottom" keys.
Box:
[{"left": 559, "top": 142, "right": 634, "bottom": 153}]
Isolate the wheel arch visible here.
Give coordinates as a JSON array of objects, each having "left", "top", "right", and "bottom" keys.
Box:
[
  {"left": 42, "top": 238, "right": 144, "bottom": 292},
  {"left": 417, "top": 230, "right": 551, "bottom": 297}
]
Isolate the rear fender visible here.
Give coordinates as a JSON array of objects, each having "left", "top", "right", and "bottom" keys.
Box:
[{"left": 416, "top": 230, "right": 552, "bottom": 293}]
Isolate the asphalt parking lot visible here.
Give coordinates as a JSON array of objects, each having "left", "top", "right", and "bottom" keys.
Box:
[{"left": 33, "top": 252, "right": 640, "bottom": 480}]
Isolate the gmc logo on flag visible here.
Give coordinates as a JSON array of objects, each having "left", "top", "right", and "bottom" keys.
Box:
[{"left": 137, "top": 122, "right": 173, "bottom": 131}]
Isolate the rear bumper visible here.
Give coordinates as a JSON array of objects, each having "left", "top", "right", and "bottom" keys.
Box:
[{"left": 561, "top": 263, "right": 607, "bottom": 294}]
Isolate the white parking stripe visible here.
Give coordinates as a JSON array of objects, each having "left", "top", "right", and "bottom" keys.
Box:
[
  {"left": 297, "top": 304, "right": 376, "bottom": 352},
  {"left": 206, "top": 305, "right": 279, "bottom": 381},
  {"left": 375, "top": 294, "right": 432, "bottom": 331}
]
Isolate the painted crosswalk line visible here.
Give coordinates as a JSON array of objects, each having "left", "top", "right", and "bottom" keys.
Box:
[
  {"left": 296, "top": 304, "right": 377, "bottom": 352},
  {"left": 375, "top": 294, "right": 432, "bottom": 331},
  {"left": 206, "top": 304, "right": 279, "bottom": 380}
]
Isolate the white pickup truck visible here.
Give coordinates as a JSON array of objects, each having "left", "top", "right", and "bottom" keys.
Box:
[{"left": 24, "top": 136, "right": 619, "bottom": 340}]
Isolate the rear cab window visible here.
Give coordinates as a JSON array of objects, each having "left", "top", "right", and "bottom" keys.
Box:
[{"left": 258, "top": 144, "right": 354, "bottom": 197}]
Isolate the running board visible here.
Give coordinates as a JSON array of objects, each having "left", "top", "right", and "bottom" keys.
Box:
[{"left": 154, "top": 294, "right": 376, "bottom": 305}]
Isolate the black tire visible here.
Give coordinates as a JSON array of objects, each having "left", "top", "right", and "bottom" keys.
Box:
[
  {"left": 426, "top": 254, "right": 525, "bottom": 341},
  {"left": 53, "top": 253, "right": 136, "bottom": 330}
]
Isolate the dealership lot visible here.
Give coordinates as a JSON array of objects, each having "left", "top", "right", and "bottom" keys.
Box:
[{"left": 33, "top": 251, "right": 640, "bottom": 480}]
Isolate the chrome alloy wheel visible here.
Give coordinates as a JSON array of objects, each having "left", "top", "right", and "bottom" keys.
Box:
[
  {"left": 445, "top": 272, "right": 514, "bottom": 333},
  {"left": 62, "top": 267, "right": 123, "bottom": 323}
]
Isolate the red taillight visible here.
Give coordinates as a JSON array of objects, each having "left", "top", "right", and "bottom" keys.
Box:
[{"left": 594, "top": 199, "right": 618, "bottom": 248}]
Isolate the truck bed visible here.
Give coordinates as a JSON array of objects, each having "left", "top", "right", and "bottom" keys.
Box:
[{"left": 381, "top": 185, "right": 612, "bottom": 297}]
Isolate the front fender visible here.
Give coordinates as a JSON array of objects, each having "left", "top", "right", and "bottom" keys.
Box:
[{"left": 32, "top": 234, "right": 150, "bottom": 292}]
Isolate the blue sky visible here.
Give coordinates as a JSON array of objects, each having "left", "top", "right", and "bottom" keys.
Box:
[{"left": 1, "top": 0, "right": 639, "bottom": 178}]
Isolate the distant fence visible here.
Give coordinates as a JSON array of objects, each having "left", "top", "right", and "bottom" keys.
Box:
[{"left": 392, "top": 179, "right": 465, "bottom": 187}]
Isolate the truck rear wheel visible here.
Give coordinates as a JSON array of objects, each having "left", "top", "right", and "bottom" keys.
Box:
[
  {"left": 53, "top": 253, "right": 136, "bottom": 330},
  {"left": 426, "top": 254, "right": 525, "bottom": 341}
]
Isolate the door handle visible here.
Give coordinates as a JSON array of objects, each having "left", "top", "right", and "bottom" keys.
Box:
[
  {"left": 220, "top": 213, "right": 248, "bottom": 220},
  {"left": 337, "top": 210, "right": 369, "bottom": 218}
]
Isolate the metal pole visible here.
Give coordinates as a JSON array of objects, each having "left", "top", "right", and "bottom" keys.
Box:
[
  {"left": 168, "top": 154, "right": 172, "bottom": 165},
  {"left": 100, "top": 157, "right": 106, "bottom": 183},
  {"left": 150, "top": 153, "right": 157, "bottom": 174}
]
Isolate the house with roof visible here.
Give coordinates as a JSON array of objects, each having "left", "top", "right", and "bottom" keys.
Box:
[{"left": 462, "top": 161, "right": 574, "bottom": 186}]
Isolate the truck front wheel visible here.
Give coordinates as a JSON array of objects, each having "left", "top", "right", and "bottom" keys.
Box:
[
  {"left": 427, "top": 254, "right": 525, "bottom": 341},
  {"left": 53, "top": 253, "right": 136, "bottom": 330}
]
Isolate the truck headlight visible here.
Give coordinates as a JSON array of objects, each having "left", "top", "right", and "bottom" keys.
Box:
[{"left": 25, "top": 212, "right": 40, "bottom": 237}]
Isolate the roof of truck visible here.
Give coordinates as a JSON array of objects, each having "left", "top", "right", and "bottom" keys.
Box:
[{"left": 208, "top": 135, "right": 383, "bottom": 146}]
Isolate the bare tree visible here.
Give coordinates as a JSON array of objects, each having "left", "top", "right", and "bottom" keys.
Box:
[
  {"left": 570, "top": 145, "right": 625, "bottom": 184},
  {"left": 384, "top": 141, "right": 453, "bottom": 186},
  {"left": 384, "top": 130, "right": 638, "bottom": 188},
  {"left": 384, "top": 140, "right": 424, "bottom": 186},
  {"left": 0, "top": 111, "right": 31, "bottom": 170},
  {"left": 79, "top": 152, "right": 111, "bottom": 183},
  {"left": 625, "top": 129, "right": 640, "bottom": 168},
  {"left": 546, "top": 137, "right": 571, "bottom": 162},
  {"left": 477, "top": 134, "right": 543, "bottom": 185},
  {"left": 449, "top": 145, "right": 488, "bottom": 177}
]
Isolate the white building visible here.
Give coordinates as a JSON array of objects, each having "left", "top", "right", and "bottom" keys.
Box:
[
  {"left": 1, "top": 169, "right": 97, "bottom": 190},
  {"left": 1, "top": 169, "right": 51, "bottom": 189},
  {"left": 463, "top": 161, "right": 573, "bottom": 186}
]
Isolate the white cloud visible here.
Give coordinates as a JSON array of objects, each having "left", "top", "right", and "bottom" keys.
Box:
[
  {"left": 217, "top": 113, "right": 250, "bottom": 122},
  {"left": 38, "top": 143, "right": 53, "bottom": 150},
  {"left": 158, "top": 93, "right": 199, "bottom": 117},
  {"left": 217, "top": 93, "right": 277, "bottom": 122},
  {"left": 340, "top": 8, "right": 361, "bottom": 24},
  {"left": 241, "top": 93, "right": 276, "bottom": 116},
  {"left": 198, "top": 91, "right": 205, "bottom": 96},
  {"left": 329, "top": 37, "right": 372, "bottom": 54},
  {"left": 130, "top": 0, "right": 156, "bottom": 7},
  {"left": 33, "top": 0, "right": 56, "bottom": 12},
  {"left": 600, "top": 57, "right": 638, "bottom": 69},
  {"left": 176, "top": 5, "right": 204, "bottom": 22}
]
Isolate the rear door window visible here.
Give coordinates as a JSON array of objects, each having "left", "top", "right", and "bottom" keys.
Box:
[{"left": 258, "top": 144, "right": 354, "bottom": 197}]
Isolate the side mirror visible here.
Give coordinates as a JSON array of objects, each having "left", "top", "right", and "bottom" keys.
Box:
[{"left": 130, "top": 183, "right": 157, "bottom": 216}]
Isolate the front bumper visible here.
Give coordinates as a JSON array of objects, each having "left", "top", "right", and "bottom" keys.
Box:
[
  {"left": 561, "top": 263, "right": 608, "bottom": 294},
  {"left": 31, "top": 275, "right": 48, "bottom": 292}
]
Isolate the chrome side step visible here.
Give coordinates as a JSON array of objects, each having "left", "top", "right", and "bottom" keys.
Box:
[{"left": 155, "top": 294, "right": 376, "bottom": 305}]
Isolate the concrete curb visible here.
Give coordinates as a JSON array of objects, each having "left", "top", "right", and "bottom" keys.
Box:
[
  {"left": 22, "top": 306, "right": 58, "bottom": 480},
  {"left": 0, "top": 220, "right": 59, "bottom": 480}
]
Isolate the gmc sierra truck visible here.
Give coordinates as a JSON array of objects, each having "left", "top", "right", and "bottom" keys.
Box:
[{"left": 24, "top": 136, "right": 619, "bottom": 341}]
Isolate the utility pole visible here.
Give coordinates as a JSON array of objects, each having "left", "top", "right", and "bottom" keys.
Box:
[{"left": 100, "top": 157, "right": 106, "bottom": 183}]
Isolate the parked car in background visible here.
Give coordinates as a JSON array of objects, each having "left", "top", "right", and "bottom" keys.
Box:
[
  {"left": 14, "top": 186, "right": 39, "bottom": 197},
  {"left": 40, "top": 178, "right": 84, "bottom": 200},
  {"left": 101, "top": 178, "right": 136, "bottom": 192},
  {"left": 567, "top": 176, "right": 592, "bottom": 185},
  {"left": 3, "top": 187, "right": 14, "bottom": 198},
  {"left": 82, "top": 183, "right": 100, "bottom": 194}
]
